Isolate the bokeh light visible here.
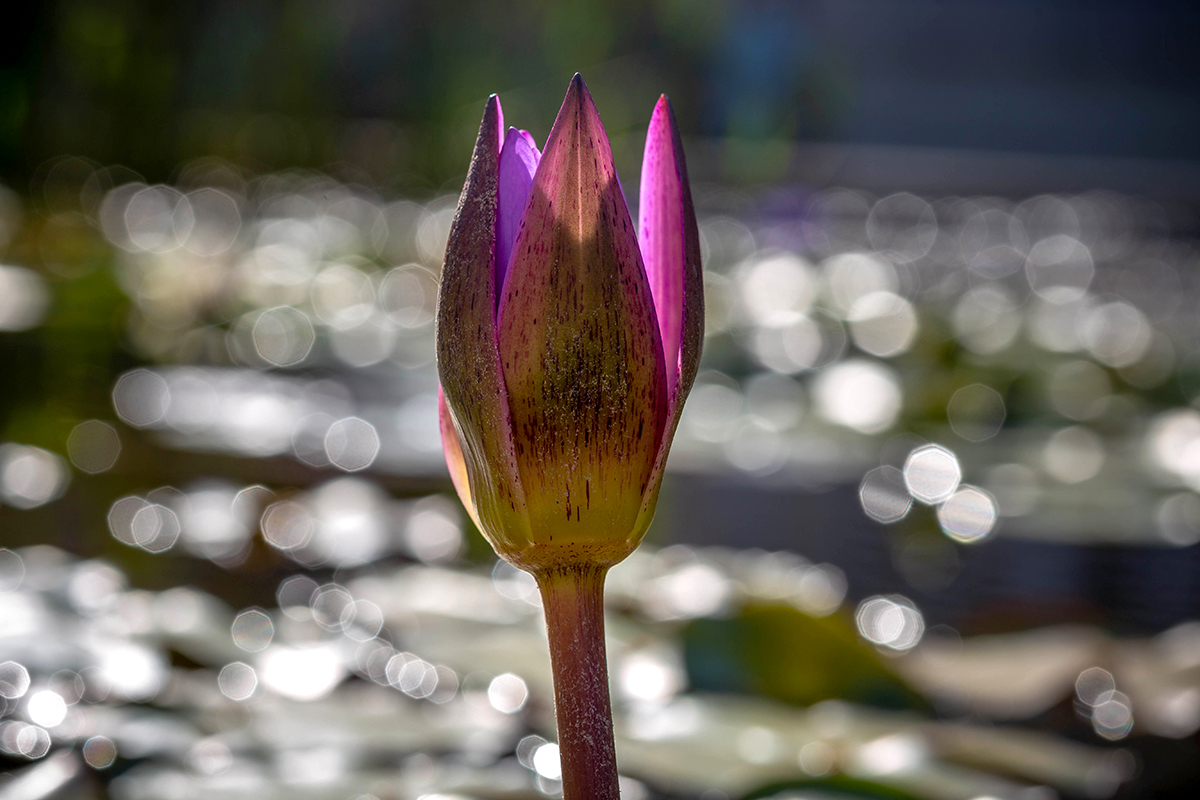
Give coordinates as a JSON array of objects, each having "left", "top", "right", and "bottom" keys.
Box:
[
  {"left": 0, "top": 662, "right": 31, "bottom": 699},
  {"left": 112, "top": 369, "right": 170, "bottom": 428},
  {"left": 0, "top": 445, "right": 69, "bottom": 509},
  {"left": 867, "top": 192, "right": 937, "bottom": 262},
  {"left": 618, "top": 649, "right": 685, "bottom": 705},
  {"left": 823, "top": 252, "right": 898, "bottom": 315},
  {"left": 855, "top": 596, "right": 925, "bottom": 652},
  {"left": 231, "top": 609, "right": 274, "bottom": 652},
  {"left": 799, "top": 741, "right": 836, "bottom": 777},
  {"left": 952, "top": 285, "right": 1021, "bottom": 354},
  {"left": 259, "top": 644, "right": 344, "bottom": 702},
  {"left": 738, "top": 251, "right": 817, "bottom": 326},
  {"left": 1076, "top": 667, "right": 1116, "bottom": 707},
  {"left": 82, "top": 736, "right": 118, "bottom": 769},
  {"left": 532, "top": 742, "right": 562, "bottom": 780},
  {"left": 903, "top": 445, "right": 961, "bottom": 505},
  {"left": 947, "top": 385, "right": 1006, "bottom": 442},
  {"left": 1025, "top": 235, "right": 1093, "bottom": 302},
  {"left": 813, "top": 360, "right": 902, "bottom": 434},
  {"left": 324, "top": 417, "right": 380, "bottom": 472},
  {"left": 936, "top": 486, "right": 999, "bottom": 543},
  {"left": 0, "top": 549, "right": 25, "bottom": 592},
  {"left": 847, "top": 292, "right": 918, "bottom": 358},
  {"left": 252, "top": 306, "right": 315, "bottom": 366},
  {"left": 26, "top": 690, "right": 68, "bottom": 728},
  {"left": 66, "top": 420, "right": 122, "bottom": 474},
  {"left": 262, "top": 501, "right": 315, "bottom": 552},
  {"left": 859, "top": 466, "right": 912, "bottom": 524},
  {"left": 217, "top": 662, "right": 258, "bottom": 701},
  {"left": 404, "top": 498, "right": 464, "bottom": 564},
  {"left": 0, "top": 266, "right": 50, "bottom": 331},
  {"left": 1043, "top": 426, "right": 1105, "bottom": 484},
  {"left": 130, "top": 503, "right": 181, "bottom": 553},
  {"left": 487, "top": 673, "right": 529, "bottom": 714},
  {"left": 1047, "top": 360, "right": 1111, "bottom": 421},
  {"left": 1092, "top": 691, "right": 1134, "bottom": 740},
  {"left": 1155, "top": 493, "right": 1200, "bottom": 546}
]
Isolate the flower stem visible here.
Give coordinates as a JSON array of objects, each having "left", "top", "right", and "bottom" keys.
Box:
[{"left": 535, "top": 562, "right": 619, "bottom": 800}]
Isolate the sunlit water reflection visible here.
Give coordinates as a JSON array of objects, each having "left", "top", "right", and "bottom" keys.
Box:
[{"left": 2, "top": 161, "right": 1199, "bottom": 797}]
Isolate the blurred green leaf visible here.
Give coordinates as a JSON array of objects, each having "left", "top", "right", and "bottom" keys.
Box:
[{"left": 684, "top": 603, "right": 925, "bottom": 710}]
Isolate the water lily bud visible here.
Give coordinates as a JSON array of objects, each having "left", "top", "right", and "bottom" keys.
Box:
[{"left": 436, "top": 75, "right": 702, "bottom": 572}]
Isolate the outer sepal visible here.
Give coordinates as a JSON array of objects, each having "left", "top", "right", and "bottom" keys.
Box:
[{"left": 435, "top": 94, "right": 532, "bottom": 552}]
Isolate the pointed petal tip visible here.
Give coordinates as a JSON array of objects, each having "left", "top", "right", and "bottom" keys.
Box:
[
  {"left": 564, "top": 74, "right": 596, "bottom": 110},
  {"left": 559, "top": 72, "right": 601, "bottom": 127},
  {"left": 483, "top": 94, "right": 504, "bottom": 146},
  {"left": 505, "top": 125, "right": 539, "bottom": 152},
  {"left": 651, "top": 94, "right": 676, "bottom": 127}
]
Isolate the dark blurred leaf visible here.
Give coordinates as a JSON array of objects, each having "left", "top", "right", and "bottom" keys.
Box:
[{"left": 684, "top": 602, "right": 925, "bottom": 710}]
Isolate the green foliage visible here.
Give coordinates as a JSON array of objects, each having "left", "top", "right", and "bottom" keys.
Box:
[
  {"left": 683, "top": 603, "right": 926, "bottom": 710},
  {"left": 745, "top": 775, "right": 926, "bottom": 800}
]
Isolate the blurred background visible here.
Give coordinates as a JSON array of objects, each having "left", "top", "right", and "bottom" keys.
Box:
[{"left": 2, "top": 1, "right": 1200, "bottom": 799}]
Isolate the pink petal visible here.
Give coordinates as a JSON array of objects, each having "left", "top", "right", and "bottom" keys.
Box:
[
  {"left": 438, "top": 386, "right": 480, "bottom": 530},
  {"left": 639, "top": 95, "right": 696, "bottom": 400},
  {"left": 496, "top": 127, "right": 541, "bottom": 307},
  {"left": 497, "top": 74, "right": 668, "bottom": 543},
  {"left": 632, "top": 95, "right": 705, "bottom": 537}
]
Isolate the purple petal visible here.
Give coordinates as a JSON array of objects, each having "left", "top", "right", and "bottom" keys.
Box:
[
  {"left": 497, "top": 74, "right": 668, "bottom": 544},
  {"left": 496, "top": 127, "right": 540, "bottom": 307},
  {"left": 639, "top": 95, "right": 692, "bottom": 399},
  {"left": 632, "top": 94, "right": 704, "bottom": 537}
]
